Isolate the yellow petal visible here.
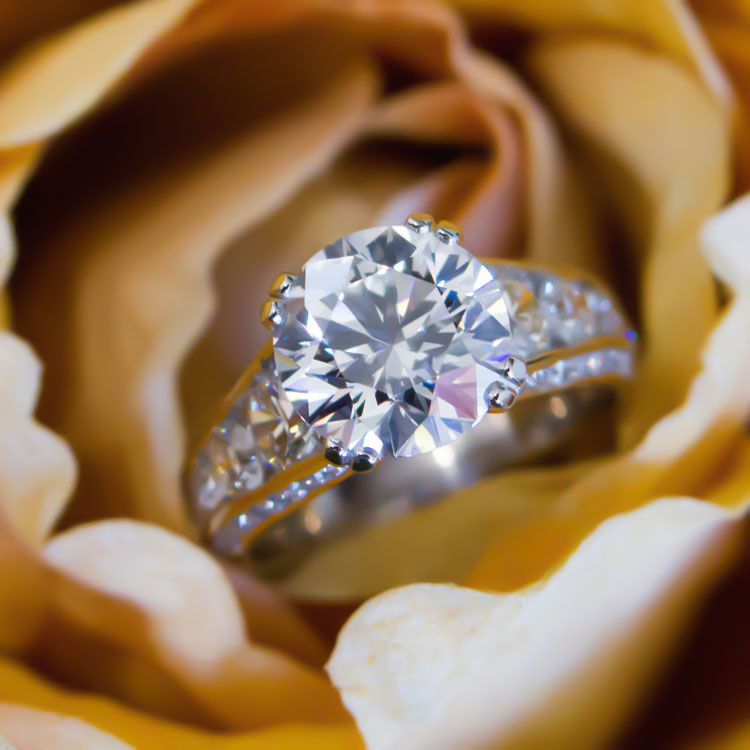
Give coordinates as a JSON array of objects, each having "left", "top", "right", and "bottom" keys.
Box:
[
  {"left": 528, "top": 38, "right": 729, "bottom": 439},
  {"left": 700, "top": 20, "right": 750, "bottom": 190},
  {"left": 0, "top": 144, "right": 40, "bottom": 213},
  {"left": 703, "top": 720, "right": 750, "bottom": 750},
  {"left": 469, "top": 195, "right": 750, "bottom": 590},
  {"left": 14, "top": 55, "right": 378, "bottom": 533},
  {"left": 328, "top": 499, "right": 747, "bottom": 749},
  {"left": 221, "top": 561, "right": 328, "bottom": 667},
  {"left": 450, "top": 0, "right": 731, "bottom": 103},
  {"left": 0, "top": 657, "right": 362, "bottom": 750},
  {"left": 279, "top": 464, "right": 584, "bottom": 600},
  {"left": 0, "top": 0, "right": 197, "bottom": 148},
  {"left": 366, "top": 83, "right": 525, "bottom": 256}
]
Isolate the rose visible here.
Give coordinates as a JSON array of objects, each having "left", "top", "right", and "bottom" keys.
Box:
[{"left": 0, "top": 0, "right": 748, "bottom": 747}]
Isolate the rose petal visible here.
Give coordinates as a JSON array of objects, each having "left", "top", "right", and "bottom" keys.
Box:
[
  {"left": 328, "top": 0, "right": 599, "bottom": 268},
  {"left": 0, "top": 333, "right": 75, "bottom": 651},
  {"left": 13, "top": 54, "right": 377, "bottom": 534},
  {"left": 0, "top": 334, "right": 76, "bottom": 544},
  {"left": 328, "top": 498, "right": 747, "bottom": 749},
  {"left": 42, "top": 520, "right": 348, "bottom": 728},
  {"left": 0, "top": 0, "right": 196, "bottom": 148},
  {"left": 0, "top": 144, "right": 40, "bottom": 214},
  {"left": 0, "top": 658, "right": 362, "bottom": 750},
  {"left": 367, "top": 83, "right": 524, "bottom": 256},
  {"left": 0, "top": 703, "right": 132, "bottom": 750},
  {"left": 452, "top": 0, "right": 732, "bottom": 103},
  {"left": 699, "top": 20, "right": 750, "bottom": 190},
  {"left": 528, "top": 38, "right": 729, "bottom": 439},
  {"left": 279, "top": 464, "right": 584, "bottom": 600},
  {"left": 632, "top": 194, "right": 750, "bottom": 462},
  {"left": 221, "top": 562, "right": 328, "bottom": 668},
  {"left": 468, "top": 195, "right": 750, "bottom": 590}
]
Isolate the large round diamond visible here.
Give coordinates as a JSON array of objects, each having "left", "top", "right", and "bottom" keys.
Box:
[{"left": 273, "top": 225, "right": 522, "bottom": 458}]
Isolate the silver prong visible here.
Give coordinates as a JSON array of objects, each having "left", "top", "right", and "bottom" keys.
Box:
[
  {"left": 500, "top": 355, "right": 527, "bottom": 384},
  {"left": 435, "top": 220, "right": 461, "bottom": 244},
  {"left": 406, "top": 213, "right": 434, "bottom": 233},
  {"left": 351, "top": 448, "right": 381, "bottom": 473},
  {"left": 261, "top": 299, "right": 286, "bottom": 329},
  {"left": 486, "top": 356, "right": 527, "bottom": 412},
  {"left": 269, "top": 273, "right": 299, "bottom": 299},
  {"left": 486, "top": 382, "right": 518, "bottom": 411},
  {"left": 324, "top": 440, "right": 352, "bottom": 467}
]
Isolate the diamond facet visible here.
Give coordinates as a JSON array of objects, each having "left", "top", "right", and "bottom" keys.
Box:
[{"left": 272, "top": 224, "right": 526, "bottom": 458}]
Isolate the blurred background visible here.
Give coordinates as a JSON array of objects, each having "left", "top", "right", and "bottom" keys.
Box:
[{"left": 0, "top": 1, "right": 748, "bottom": 748}]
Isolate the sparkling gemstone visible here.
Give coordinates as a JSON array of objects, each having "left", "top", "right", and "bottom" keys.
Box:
[
  {"left": 273, "top": 224, "right": 528, "bottom": 458},
  {"left": 188, "top": 368, "right": 320, "bottom": 523}
]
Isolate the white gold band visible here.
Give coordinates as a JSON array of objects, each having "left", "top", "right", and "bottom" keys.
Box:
[{"left": 185, "top": 258, "right": 635, "bottom": 578}]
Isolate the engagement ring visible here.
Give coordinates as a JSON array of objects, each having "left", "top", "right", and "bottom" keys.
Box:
[{"left": 186, "top": 215, "right": 635, "bottom": 581}]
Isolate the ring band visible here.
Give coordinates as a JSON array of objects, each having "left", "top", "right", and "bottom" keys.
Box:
[{"left": 185, "top": 215, "right": 635, "bottom": 580}]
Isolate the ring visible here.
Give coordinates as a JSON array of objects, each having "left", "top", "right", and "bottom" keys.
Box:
[{"left": 185, "top": 214, "right": 636, "bottom": 580}]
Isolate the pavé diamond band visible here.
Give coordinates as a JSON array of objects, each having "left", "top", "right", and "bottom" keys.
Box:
[{"left": 186, "top": 215, "right": 636, "bottom": 581}]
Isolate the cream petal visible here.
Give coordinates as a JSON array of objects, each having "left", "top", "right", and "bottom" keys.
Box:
[
  {"left": 43, "top": 520, "right": 347, "bottom": 728},
  {"left": 328, "top": 498, "right": 747, "bottom": 749},
  {"left": 0, "top": 333, "right": 75, "bottom": 650},
  {"left": 0, "top": 334, "right": 76, "bottom": 543},
  {"left": 0, "top": 703, "right": 132, "bottom": 750}
]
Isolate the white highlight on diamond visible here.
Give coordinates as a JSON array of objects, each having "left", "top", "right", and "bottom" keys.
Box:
[{"left": 273, "top": 225, "right": 527, "bottom": 458}]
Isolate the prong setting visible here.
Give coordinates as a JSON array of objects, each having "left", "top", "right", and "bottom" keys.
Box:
[
  {"left": 261, "top": 299, "right": 286, "bottom": 329},
  {"left": 486, "top": 356, "right": 527, "bottom": 412},
  {"left": 406, "top": 213, "right": 434, "bottom": 233},
  {"left": 435, "top": 220, "right": 461, "bottom": 244},
  {"left": 351, "top": 449, "right": 381, "bottom": 473},
  {"left": 324, "top": 440, "right": 352, "bottom": 467},
  {"left": 486, "top": 382, "right": 518, "bottom": 411},
  {"left": 500, "top": 355, "right": 527, "bottom": 383},
  {"left": 269, "top": 273, "right": 299, "bottom": 299}
]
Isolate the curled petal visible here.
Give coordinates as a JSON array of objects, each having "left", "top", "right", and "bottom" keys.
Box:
[
  {"left": 0, "top": 0, "right": 196, "bottom": 148},
  {"left": 469, "top": 196, "right": 750, "bottom": 591},
  {"left": 43, "top": 520, "right": 347, "bottom": 728},
  {"left": 0, "top": 333, "right": 75, "bottom": 651},
  {"left": 0, "top": 657, "right": 362, "bottom": 749},
  {"left": 328, "top": 499, "right": 747, "bottom": 749},
  {"left": 0, "top": 334, "right": 76, "bottom": 544},
  {"left": 452, "top": 0, "right": 732, "bottom": 103},
  {"left": 528, "top": 38, "right": 730, "bottom": 439}
]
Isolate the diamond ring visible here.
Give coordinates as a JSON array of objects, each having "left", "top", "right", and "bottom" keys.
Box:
[{"left": 186, "top": 215, "right": 635, "bottom": 581}]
